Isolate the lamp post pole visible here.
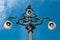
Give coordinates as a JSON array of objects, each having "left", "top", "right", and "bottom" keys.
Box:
[
  {"left": 4, "top": 4, "right": 56, "bottom": 40},
  {"left": 29, "top": 31, "right": 33, "bottom": 40},
  {"left": 26, "top": 23, "right": 35, "bottom": 40}
]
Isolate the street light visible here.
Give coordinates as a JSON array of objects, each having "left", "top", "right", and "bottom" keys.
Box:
[
  {"left": 26, "top": 4, "right": 33, "bottom": 16},
  {"left": 4, "top": 20, "right": 12, "bottom": 29},
  {"left": 48, "top": 21, "right": 56, "bottom": 30},
  {"left": 4, "top": 4, "right": 56, "bottom": 40}
]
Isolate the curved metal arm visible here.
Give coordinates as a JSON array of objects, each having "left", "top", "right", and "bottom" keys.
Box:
[
  {"left": 8, "top": 16, "right": 18, "bottom": 21},
  {"left": 33, "top": 17, "right": 52, "bottom": 26},
  {"left": 42, "top": 17, "right": 52, "bottom": 21},
  {"left": 8, "top": 16, "right": 23, "bottom": 24}
]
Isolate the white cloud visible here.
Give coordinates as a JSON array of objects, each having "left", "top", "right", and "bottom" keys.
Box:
[
  {"left": 0, "top": 13, "right": 6, "bottom": 31},
  {"left": 0, "top": 0, "right": 5, "bottom": 5},
  {"left": 7, "top": 0, "right": 18, "bottom": 8},
  {"left": 0, "top": 0, "right": 5, "bottom": 12},
  {"left": 0, "top": 0, "right": 6, "bottom": 31},
  {"left": 0, "top": 5, "right": 4, "bottom": 12}
]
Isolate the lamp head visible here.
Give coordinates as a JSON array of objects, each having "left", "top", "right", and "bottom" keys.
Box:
[
  {"left": 48, "top": 21, "right": 56, "bottom": 30},
  {"left": 4, "top": 20, "right": 12, "bottom": 30},
  {"left": 26, "top": 4, "right": 33, "bottom": 16}
]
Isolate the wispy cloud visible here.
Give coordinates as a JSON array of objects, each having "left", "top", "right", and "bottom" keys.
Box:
[
  {"left": 0, "top": 0, "right": 4, "bottom": 5},
  {"left": 0, "top": 5, "right": 4, "bottom": 12},
  {"left": 0, "top": 0, "right": 6, "bottom": 31},
  {"left": 0, "top": 13, "right": 6, "bottom": 30},
  {"left": 7, "top": 0, "right": 16, "bottom": 8},
  {"left": 0, "top": 0, "right": 5, "bottom": 12}
]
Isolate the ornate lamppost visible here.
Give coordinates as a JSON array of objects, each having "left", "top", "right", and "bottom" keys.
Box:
[{"left": 4, "top": 4, "right": 56, "bottom": 40}]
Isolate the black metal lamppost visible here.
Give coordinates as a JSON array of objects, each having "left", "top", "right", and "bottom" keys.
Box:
[{"left": 4, "top": 4, "right": 56, "bottom": 40}]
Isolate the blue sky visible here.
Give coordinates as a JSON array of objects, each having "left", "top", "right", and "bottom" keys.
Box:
[{"left": 0, "top": 0, "right": 60, "bottom": 40}]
